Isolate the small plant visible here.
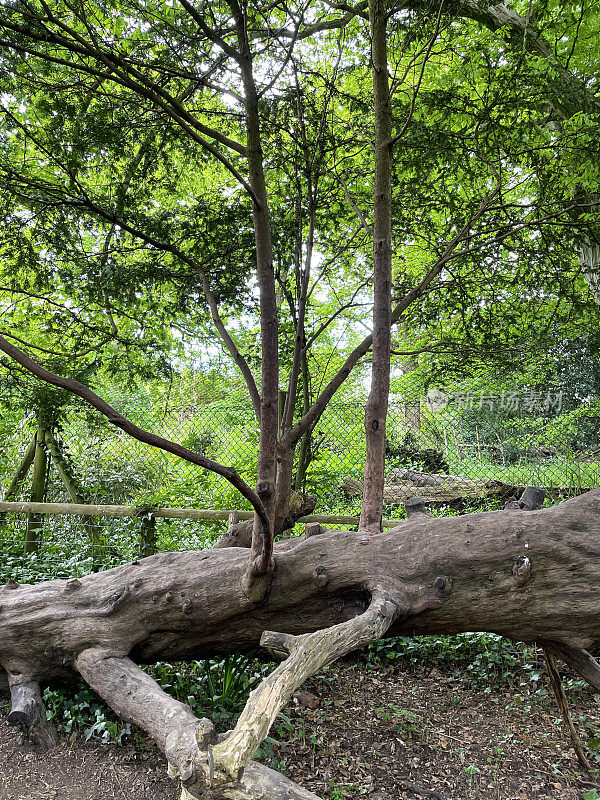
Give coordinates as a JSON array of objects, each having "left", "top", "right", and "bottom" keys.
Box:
[
  {"left": 42, "top": 652, "right": 274, "bottom": 745},
  {"left": 150, "top": 652, "right": 273, "bottom": 722},
  {"left": 43, "top": 683, "right": 131, "bottom": 744}
]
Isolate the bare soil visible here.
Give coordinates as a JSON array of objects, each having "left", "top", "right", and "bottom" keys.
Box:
[
  {"left": 0, "top": 719, "right": 178, "bottom": 800},
  {"left": 2, "top": 659, "right": 600, "bottom": 800}
]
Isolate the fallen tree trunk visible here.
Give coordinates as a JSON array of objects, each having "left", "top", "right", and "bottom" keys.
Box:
[
  {"left": 2, "top": 490, "right": 600, "bottom": 798},
  {"left": 343, "top": 471, "right": 526, "bottom": 503}
]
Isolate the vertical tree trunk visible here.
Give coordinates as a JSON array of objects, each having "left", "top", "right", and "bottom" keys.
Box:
[
  {"left": 25, "top": 423, "right": 48, "bottom": 553},
  {"left": 294, "top": 350, "right": 313, "bottom": 490},
  {"left": 274, "top": 445, "right": 296, "bottom": 535},
  {"left": 231, "top": 2, "right": 279, "bottom": 592},
  {"left": 359, "top": 0, "right": 393, "bottom": 533}
]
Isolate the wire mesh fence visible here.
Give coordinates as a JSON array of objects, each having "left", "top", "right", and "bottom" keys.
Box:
[{"left": 1, "top": 387, "right": 599, "bottom": 580}]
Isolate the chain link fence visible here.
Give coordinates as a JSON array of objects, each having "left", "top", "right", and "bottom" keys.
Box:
[{"left": 1, "top": 388, "right": 599, "bottom": 580}]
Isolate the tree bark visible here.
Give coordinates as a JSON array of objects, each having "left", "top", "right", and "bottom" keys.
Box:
[
  {"left": 215, "top": 490, "right": 317, "bottom": 549},
  {"left": 230, "top": 2, "right": 279, "bottom": 595},
  {"left": 7, "top": 679, "right": 59, "bottom": 749},
  {"left": 1, "top": 490, "right": 600, "bottom": 796},
  {"left": 360, "top": 0, "right": 393, "bottom": 533},
  {"left": 2, "top": 491, "right": 600, "bottom": 797}
]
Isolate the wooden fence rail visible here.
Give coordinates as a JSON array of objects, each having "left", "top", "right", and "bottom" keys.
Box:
[{"left": 0, "top": 501, "right": 405, "bottom": 529}]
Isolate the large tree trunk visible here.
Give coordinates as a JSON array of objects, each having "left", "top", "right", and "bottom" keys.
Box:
[{"left": 2, "top": 490, "right": 600, "bottom": 798}]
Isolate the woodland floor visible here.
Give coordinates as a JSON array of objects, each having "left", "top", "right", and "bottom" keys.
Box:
[{"left": 2, "top": 656, "right": 600, "bottom": 800}]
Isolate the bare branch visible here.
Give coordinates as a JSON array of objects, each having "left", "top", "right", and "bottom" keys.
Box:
[
  {"left": 212, "top": 590, "right": 399, "bottom": 783},
  {"left": 0, "top": 336, "right": 269, "bottom": 527}
]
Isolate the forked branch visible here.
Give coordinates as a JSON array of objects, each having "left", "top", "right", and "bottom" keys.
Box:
[
  {"left": 75, "top": 648, "right": 321, "bottom": 799},
  {"left": 75, "top": 592, "right": 397, "bottom": 799},
  {"left": 211, "top": 590, "right": 399, "bottom": 785}
]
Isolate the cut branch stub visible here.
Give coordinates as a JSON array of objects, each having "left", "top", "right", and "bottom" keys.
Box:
[
  {"left": 404, "top": 497, "right": 429, "bottom": 517},
  {"left": 210, "top": 590, "right": 398, "bottom": 786},
  {"left": 304, "top": 522, "right": 322, "bottom": 538},
  {"left": 7, "top": 680, "right": 59, "bottom": 749},
  {"left": 519, "top": 486, "right": 546, "bottom": 511}
]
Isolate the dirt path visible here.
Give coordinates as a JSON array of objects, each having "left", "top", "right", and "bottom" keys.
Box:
[
  {"left": 2, "top": 659, "right": 600, "bottom": 800},
  {"left": 0, "top": 721, "right": 178, "bottom": 800}
]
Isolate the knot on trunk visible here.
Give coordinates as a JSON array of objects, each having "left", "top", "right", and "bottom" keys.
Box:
[{"left": 513, "top": 555, "right": 532, "bottom": 586}]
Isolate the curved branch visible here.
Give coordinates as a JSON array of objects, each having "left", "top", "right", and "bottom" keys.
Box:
[
  {"left": 213, "top": 590, "right": 399, "bottom": 784},
  {"left": 0, "top": 336, "right": 269, "bottom": 527}
]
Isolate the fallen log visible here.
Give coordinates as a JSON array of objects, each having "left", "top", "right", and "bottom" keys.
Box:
[
  {"left": 343, "top": 470, "right": 526, "bottom": 503},
  {"left": 1, "top": 490, "right": 600, "bottom": 799}
]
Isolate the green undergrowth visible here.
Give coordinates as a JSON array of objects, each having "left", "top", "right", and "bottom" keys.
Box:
[
  {"left": 359, "top": 632, "right": 545, "bottom": 688},
  {"left": 41, "top": 652, "right": 273, "bottom": 745},
  {"left": 30, "top": 632, "right": 590, "bottom": 749}
]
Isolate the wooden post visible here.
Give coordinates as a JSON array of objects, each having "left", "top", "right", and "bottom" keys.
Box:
[
  {"left": 1, "top": 435, "right": 36, "bottom": 502},
  {"left": 25, "top": 425, "right": 48, "bottom": 553},
  {"left": 0, "top": 435, "right": 36, "bottom": 530},
  {"left": 452, "top": 429, "right": 462, "bottom": 463},
  {"left": 140, "top": 513, "right": 157, "bottom": 558},
  {"left": 44, "top": 430, "right": 102, "bottom": 548}
]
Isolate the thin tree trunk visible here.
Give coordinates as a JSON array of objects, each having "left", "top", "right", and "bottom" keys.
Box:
[
  {"left": 294, "top": 347, "right": 313, "bottom": 489},
  {"left": 543, "top": 648, "right": 591, "bottom": 771},
  {"left": 231, "top": 3, "right": 279, "bottom": 595},
  {"left": 25, "top": 424, "right": 48, "bottom": 553},
  {"left": 360, "top": 0, "right": 393, "bottom": 533}
]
